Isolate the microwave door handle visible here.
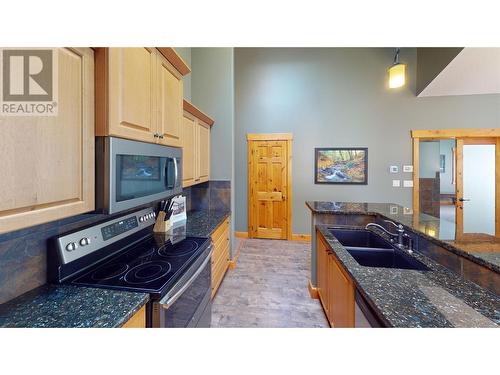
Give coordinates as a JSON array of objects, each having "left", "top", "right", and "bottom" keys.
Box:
[{"left": 174, "top": 157, "right": 178, "bottom": 187}]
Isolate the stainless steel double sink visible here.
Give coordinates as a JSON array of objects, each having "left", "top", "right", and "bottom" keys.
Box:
[{"left": 328, "top": 228, "right": 429, "bottom": 271}]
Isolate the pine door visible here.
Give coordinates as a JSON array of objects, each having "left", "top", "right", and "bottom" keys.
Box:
[{"left": 247, "top": 134, "right": 292, "bottom": 240}]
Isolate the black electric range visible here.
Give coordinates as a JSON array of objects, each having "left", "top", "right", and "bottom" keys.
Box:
[
  {"left": 70, "top": 235, "right": 209, "bottom": 298},
  {"left": 49, "top": 207, "right": 213, "bottom": 327}
]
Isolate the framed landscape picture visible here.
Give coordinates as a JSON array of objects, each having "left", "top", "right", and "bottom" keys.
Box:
[{"left": 315, "top": 148, "right": 368, "bottom": 184}]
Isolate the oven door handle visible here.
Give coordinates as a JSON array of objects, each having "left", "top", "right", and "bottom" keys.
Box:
[{"left": 159, "top": 247, "right": 213, "bottom": 309}]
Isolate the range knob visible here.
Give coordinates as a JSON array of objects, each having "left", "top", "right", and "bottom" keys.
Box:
[
  {"left": 65, "top": 242, "right": 77, "bottom": 252},
  {"left": 79, "top": 237, "right": 91, "bottom": 246},
  {"left": 139, "top": 216, "right": 145, "bottom": 222}
]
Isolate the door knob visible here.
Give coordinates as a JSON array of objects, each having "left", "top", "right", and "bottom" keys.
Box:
[{"left": 458, "top": 198, "right": 471, "bottom": 202}]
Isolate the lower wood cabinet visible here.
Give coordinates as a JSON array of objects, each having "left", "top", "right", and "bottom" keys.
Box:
[
  {"left": 0, "top": 47, "right": 95, "bottom": 234},
  {"left": 211, "top": 217, "right": 231, "bottom": 298},
  {"left": 317, "top": 230, "right": 355, "bottom": 327},
  {"left": 121, "top": 306, "right": 146, "bottom": 328}
]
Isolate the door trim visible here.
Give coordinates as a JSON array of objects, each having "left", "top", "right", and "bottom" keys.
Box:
[
  {"left": 411, "top": 128, "right": 500, "bottom": 237},
  {"left": 247, "top": 133, "right": 293, "bottom": 240}
]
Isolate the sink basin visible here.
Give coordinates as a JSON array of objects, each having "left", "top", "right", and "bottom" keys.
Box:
[
  {"left": 345, "top": 247, "right": 429, "bottom": 271},
  {"left": 328, "top": 228, "right": 392, "bottom": 249},
  {"left": 328, "top": 228, "right": 429, "bottom": 271}
]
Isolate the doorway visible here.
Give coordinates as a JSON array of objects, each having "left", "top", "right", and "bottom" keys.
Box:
[
  {"left": 412, "top": 129, "right": 500, "bottom": 238},
  {"left": 247, "top": 133, "right": 293, "bottom": 240}
]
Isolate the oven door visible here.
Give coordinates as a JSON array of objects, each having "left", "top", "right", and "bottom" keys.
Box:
[
  {"left": 155, "top": 246, "right": 212, "bottom": 328},
  {"left": 97, "top": 137, "right": 182, "bottom": 214}
]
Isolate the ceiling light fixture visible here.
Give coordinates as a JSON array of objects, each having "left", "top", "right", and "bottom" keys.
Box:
[{"left": 388, "top": 48, "right": 406, "bottom": 89}]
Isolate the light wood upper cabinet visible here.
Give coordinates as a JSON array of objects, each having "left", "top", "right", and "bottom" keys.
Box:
[
  {"left": 182, "top": 100, "right": 214, "bottom": 188},
  {"left": 96, "top": 47, "right": 189, "bottom": 146},
  {"left": 157, "top": 54, "right": 183, "bottom": 147},
  {"left": 182, "top": 115, "right": 196, "bottom": 186},
  {"left": 198, "top": 123, "right": 210, "bottom": 180},
  {"left": 107, "top": 47, "right": 156, "bottom": 143},
  {"left": 0, "top": 47, "right": 94, "bottom": 234}
]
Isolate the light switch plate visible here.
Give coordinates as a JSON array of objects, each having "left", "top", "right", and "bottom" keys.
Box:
[
  {"left": 392, "top": 179, "right": 401, "bottom": 187},
  {"left": 390, "top": 205, "right": 399, "bottom": 215},
  {"left": 403, "top": 180, "right": 413, "bottom": 187},
  {"left": 390, "top": 165, "right": 399, "bottom": 173},
  {"left": 403, "top": 165, "right": 413, "bottom": 173},
  {"left": 403, "top": 207, "right": 413, "bottom": 215}
]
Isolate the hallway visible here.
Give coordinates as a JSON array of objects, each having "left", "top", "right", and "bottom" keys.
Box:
[{"left": 211, "top": 238, "right": 329, "bottom": 328}]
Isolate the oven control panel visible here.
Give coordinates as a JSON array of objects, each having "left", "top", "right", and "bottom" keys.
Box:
[{"left": 56, "top": 208, "right": 155, "bottom": 265}]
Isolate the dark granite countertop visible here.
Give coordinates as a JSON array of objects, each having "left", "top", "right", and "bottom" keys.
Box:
[
  {"left": 316, "top": 225, "right": 500, "bottom": 327},
  {"left": 0, "top": 284, "right": 149, "bottom": 328},
  {"left": 306, "top": 201, "right": 500, "bottom": 273},
  {"left": 0, "top": 209, "right": 229, "bottom": 328},
  {"left": 185, "top": 209, "right": 231, "bottom": 237}
]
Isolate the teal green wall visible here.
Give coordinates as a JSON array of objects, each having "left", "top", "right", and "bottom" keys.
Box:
[
  {"left": 174, "top": 48, "right": 192, "bottom": 101},
  {"left": 234, "top": 48, "right": 500, "bottom": 234}
]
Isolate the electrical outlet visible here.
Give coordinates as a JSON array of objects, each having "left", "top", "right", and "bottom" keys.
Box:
[
  {"left": 392, "top": 179, "right": 401, "bottom": 187},
  {"left": 390, "top": 165, "right": 399, "bottom": 173},
  {"left": 403, "top": 180, "right": 413, "bottom": 187}
]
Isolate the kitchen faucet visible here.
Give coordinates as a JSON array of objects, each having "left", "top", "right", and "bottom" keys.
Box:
[{"left": 365, "top": 220, "right": 412, "bottom": 251}]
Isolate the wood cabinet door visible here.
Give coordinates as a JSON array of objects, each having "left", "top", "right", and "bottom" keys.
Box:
[
  {"left": 248, "top": 140, "right": 289, "bottom": 239},
  {"left": 0, "top": 47, "right": 94, "bottom": 234},
  {"left": 317, "top": 233, "right": 328, "bottom": 314},
  {"left": 107, "top": 48, "right": 156, "bottom": 143},
  {"left": 197, "top": 122, "right": 210, "bottom": 182},
  {"left": 158, "top": 54, "right": 183, "bottom": 147},
  {"left": 182, "top": 114, "right": 196, "bottom": 187},
  {"left": 329, "top": 255, "right": 355, "bottom": 328}
]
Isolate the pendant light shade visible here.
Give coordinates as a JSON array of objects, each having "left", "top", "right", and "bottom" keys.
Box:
[{"left": 388, "top": 48, "right": 406, "bottom": 88}]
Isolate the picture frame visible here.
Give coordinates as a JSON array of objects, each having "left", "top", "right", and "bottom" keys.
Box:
[{"left": 315, "top": 147, "right": 368, "bottom": 184}]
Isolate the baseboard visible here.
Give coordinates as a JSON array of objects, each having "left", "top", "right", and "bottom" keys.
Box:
[
  {"left": 235, "top": 231, "right": 311, "bottom": 242},
  {"left": 291, "top": 233, "right": 311, "bottom": 242},
  {"left": 308, "top": 280, "right": 319, "bottom": 299},
  {"left": 234, "top": 231, "right": 248, "bottom": 238},
  {"left": 228, "top": 255, "right": 238, "bottom": 269}
]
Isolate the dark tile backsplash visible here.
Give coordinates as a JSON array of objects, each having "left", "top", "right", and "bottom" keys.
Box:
[
  {"left": 0, "top": 180, "right": 231, "bottom": 305},
  {"left": 183, "top": 180, "right": 231, "bottom": 212}
]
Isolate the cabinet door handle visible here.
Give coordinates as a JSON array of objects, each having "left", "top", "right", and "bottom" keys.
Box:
[
  {"left": 153, "top": 132, "right": 159, "bottom": 138},
  {"left": 159, "top": 134, "right": 164, "bottom": 139}
]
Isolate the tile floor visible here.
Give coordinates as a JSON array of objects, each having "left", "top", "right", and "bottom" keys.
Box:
[{"left": 211, "top": 238, "right": 329, "bottom": 328}]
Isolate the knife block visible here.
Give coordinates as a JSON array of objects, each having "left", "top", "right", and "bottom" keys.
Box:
[{"left": 153, "top": 211, "right": 172, "bottom": 233}]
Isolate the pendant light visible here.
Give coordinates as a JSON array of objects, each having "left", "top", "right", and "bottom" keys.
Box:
[{"left": 388, "top": 48, "right": 406, "bottom": 88}]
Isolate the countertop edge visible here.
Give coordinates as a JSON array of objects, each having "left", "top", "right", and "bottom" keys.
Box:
[
  {"left": 114, "top": 294, "right": 150, "bottom": 328},
  {"left": 306, "top": 201, "right": 500, "bottom": 274},
  {"left": 315, "top": 225, "right": 500, "bottom": 327}
]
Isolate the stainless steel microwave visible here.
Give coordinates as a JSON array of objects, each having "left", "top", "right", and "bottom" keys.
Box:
[{"left": 96, "top": 137, "right": 182, "bottom": 214}]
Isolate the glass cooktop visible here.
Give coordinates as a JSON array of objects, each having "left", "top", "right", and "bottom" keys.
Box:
[{"left": 71, "top": 236, "right": 210, "bottom": 296}]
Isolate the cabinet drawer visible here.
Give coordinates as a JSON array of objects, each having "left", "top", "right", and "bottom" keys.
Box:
[
  {"left": 212, "top": 228, "right": 230, "bottom": 261},
  {"left": 211, "top": 218, "right": 230, "bottom": 243}
]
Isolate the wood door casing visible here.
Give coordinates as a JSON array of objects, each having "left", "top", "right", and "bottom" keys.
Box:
[
  {"left": 247, "top": 134, "right": 292, "bottom": 240},
  {"left": 411, "top": 129, "right": 500, "bottom": 238}
]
